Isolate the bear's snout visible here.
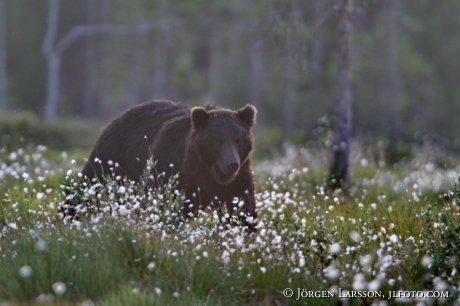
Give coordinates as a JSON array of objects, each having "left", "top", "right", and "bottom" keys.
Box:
[
  {"left": 218, "top": 157, "right": 239, "bottom": 177},
  {"left": 227, "top": 161, "right": 239, "bottom": 174},
  {"left": 220, "top": 141, "right": 240, "bottom": 176}
]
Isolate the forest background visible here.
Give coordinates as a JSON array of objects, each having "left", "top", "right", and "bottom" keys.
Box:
[{"left": 0, "top": 0, "right": 459, "bottom": 159}]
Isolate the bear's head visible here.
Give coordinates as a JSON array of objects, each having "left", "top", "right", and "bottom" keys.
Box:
[{"left": 190, "top": 104, "right": 256, "bottom": 185}]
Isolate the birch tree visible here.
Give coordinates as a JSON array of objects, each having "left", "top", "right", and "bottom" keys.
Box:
[
  {"left": 82, "top": 0, "right": 99, "bottom": 119},
  {"left": 307, "top": 0, "right": 327, "bottom": 134},
  {"left": 42, "top": 0, "right": 60, "bottom": 124},
  {"left": 42, "top": 0, "right": 155, "bottom": 123}
]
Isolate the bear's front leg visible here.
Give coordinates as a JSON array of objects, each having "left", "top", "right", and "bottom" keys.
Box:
[{"left": 183, "top": 185, "right": 217, "bottom": 218}]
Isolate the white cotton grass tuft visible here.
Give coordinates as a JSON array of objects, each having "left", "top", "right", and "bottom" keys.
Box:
[
  {"left": 323, "top": 263, "right": 340, "bottom": 279},
  {"left": 352, "top": 273, "right": 367, "bottom": 291},
  {"left": 421, "top": 255, "right": 434, "bottom": 268},
  {"left": 19, "top": 265, "right": 33, "bottom": 278},
  {"left": 80, "top": 299, "right": 95, "bottom": 306},
  {"left": 147, "top": 262, "right": 156, "bottom": 271},
  {"left": 37, "top": 293, "right": 55, "bottom": 303},
  {"left": 52, "top": 282, "right": 67, "bottom": 296},
  {"left": 368, "top": 279, "right": 380, "bottom": 291},
  {"left": 433, "top": 277, "right": 448, "bottom": 291},
  {"left": 329, "top": 243, "right": 341, "bottom": 254},
  {"left": 349, "top": 231, "right": 361, "bottom": 242},
  {"left": 389, "top": 234, "right": 399, "bottom": 243},
  {"left": 35, "top": 239, "right": 48, "bottom": 251},
  {"left": 8, "top": 223, "right": 18, "bottom": 230}
]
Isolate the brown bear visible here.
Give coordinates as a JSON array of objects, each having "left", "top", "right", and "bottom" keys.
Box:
[{"left": 79, "top": 100, "right": 257, "bottom": 224}]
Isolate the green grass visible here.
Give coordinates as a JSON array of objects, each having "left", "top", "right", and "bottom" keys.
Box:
[{"left": 1, "top": 144, "right": 460, "bottom": 305}]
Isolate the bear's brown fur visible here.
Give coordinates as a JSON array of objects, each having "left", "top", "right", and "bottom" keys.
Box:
[{"left": 79, "top": 100, "right": 257, "bottom": 223}]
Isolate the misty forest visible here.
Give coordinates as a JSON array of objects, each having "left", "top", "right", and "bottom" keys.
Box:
[{"left": 1, "top": 0, "right": 460, "bottom": 305}]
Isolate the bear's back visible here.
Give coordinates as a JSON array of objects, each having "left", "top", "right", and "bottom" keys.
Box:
[
  {"left": 123, "top": 101, "right": 191, "bottom": 178},
  {"left": 82, "top": 100, "right": 190, "bottom": 181},
  {"left": 120, "top": 100, "right": 189, "bottom": 141}
]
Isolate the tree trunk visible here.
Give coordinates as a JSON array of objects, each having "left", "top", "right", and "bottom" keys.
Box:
[
  {"left": 44, "top": 53, "right": 61, "bottom": 124},
  {"left": 250, "top": 39, "right": 263, "bottom": 130},
  {"left": 129, "top": 28, "right": 147, "bottom": 107},
  {"left": 152, "top": 29, "right": 168, "bottom": 100},
  {"left": 152, "top": 0, "right": 171, "bottom": 100},
  {"left": 208, "top": 25, "right": 222, "bottom": 104},
  {"left": 388, "top": 0, "right": 401, "bottom": 162},
  {"left": 308, "top": 0, "right": 326, "bottom": 134},
  {"left": 82, "top": 0, "right": 98, "bottom": 119},
  {"left": 0, "top": 0, "right": 7, "bottom": 111},
  {"left": 329, "top": 0, "right": 353, "bottom": 190},
  {"left": 282, "top": 4, "right": 302, "bottom": 145},
  {"left": 42, "top": 0, "right": 60, "bottom": 124},
  {"left": 94, "top": 0, "right": 110, "bottom": 117},
  {"left": 44, "top": 19, "right": 155, "bottom": 123},
  {"left": 282, "top": 52, "right": 298, "bottom": 144}
]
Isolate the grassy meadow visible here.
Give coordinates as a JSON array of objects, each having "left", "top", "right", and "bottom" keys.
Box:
[{"left": 0, "top": 140, "right": 460, "bottom": 305}]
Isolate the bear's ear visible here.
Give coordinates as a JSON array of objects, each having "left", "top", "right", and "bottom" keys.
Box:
[
  {"left": 191, "top": 107, "right": 210, "bottom": 129},
  {"left": 236, "top": 104, "right": 257, "bottom": 128}
]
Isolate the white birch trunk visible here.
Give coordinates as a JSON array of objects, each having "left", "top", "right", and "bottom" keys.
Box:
[{"left": 42, "top": 0, "right": 60, "bottom": 124}]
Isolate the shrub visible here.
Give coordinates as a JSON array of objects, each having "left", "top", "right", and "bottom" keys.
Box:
[{"left": 0, "top": 111, "right": 103, "bottom": 151}]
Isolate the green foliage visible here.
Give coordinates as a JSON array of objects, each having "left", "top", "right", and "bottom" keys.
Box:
[
  {"left": 0, "top": 222, "right": 133, "bottom": 301},
  {"left": 431, "top": 178, "right": 460, "bottom": 276},
  {"left": 1, "top": 145, "right": 460, "bottom": 305},
  {"left": 386, "top": 142, "right": 412, "bottom": 164},
  {"left": 252, "top": 127, "right": 283, "bottom": 161}
]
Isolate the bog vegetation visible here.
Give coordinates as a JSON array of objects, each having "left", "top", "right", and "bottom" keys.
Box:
[{"left": 1, "top": 134, "right": 460, "bottom": 306}]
